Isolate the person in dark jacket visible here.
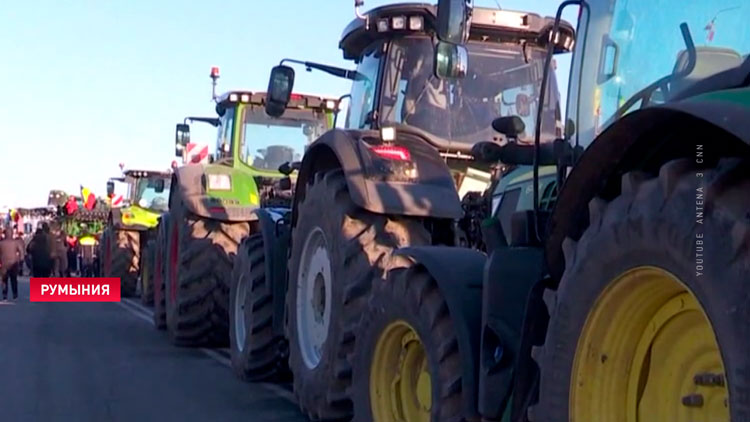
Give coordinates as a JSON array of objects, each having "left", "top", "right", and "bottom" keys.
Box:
[
  {"left": 0, "top": 226, "right": 24, "bottom": 300},
  {"left": 51, "top": 225, "right": 68, "bottom": 277},
  {"left": 28, "top": 223, "right": 54, "bottom": 277}
]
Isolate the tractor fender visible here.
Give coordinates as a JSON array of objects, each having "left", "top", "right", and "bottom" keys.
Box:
[
  {"left": 546, "top": 99, "right": 750, "bottom": 281},
  {"left": 171, "top": 165, "right": 260, "bottom": 223},
  {"left": 250, "top": 207, "right": 292, "bottom": 338},
  {"left": 294, "top": 129, "right": 463, "bottom": 224},
  {"left": 394, "top": 246, "right": 486, "bottom": 419}
]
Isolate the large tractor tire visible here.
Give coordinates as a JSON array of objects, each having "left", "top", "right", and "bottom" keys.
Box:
[
  {"left": 230, "top": 233, "right": 288, "bottom": 381},
  {"left": 165, "top": 197, "right": 249, "bottom": 347},
  {"left": 140, "top": 239, "right": 155, "bottom": 306},
  {"left": 533, "top": 158, "right": 750, "bottom": 422},
  {"left": 105, "top": 227, "right": 140, "bottom": 298},
  {"left": 287, "top": 169, "right": 429, "bottom": 420},
  {"left": 153, "top": 216, "right": 169, "bottom": 330},
  {"left": 350, "top": 266, "right": 464, "bottom": 422}
]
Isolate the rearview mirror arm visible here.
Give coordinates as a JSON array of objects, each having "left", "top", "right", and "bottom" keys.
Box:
[{"left": 280, "top": 58, "right": 359, "bottom": 80}]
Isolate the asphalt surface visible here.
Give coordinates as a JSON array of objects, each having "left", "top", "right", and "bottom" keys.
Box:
[{"left": 0, "top": 277, "right": 308, "bottom": 422}]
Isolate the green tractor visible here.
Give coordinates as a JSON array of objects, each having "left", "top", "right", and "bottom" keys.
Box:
[
  {"left": 227, "top": 2, "right": 572, "bottom": 420},
  {"left": 344, "top": 0, "right": 750, "bottom": 421},
  {"left": 158, "top": 66, "right": 340, "bottom": 345},
  {"left": 101, "top": 169, "right": 171, "bottom": 299}
]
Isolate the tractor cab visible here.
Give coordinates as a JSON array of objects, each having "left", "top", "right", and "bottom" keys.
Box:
[
  {"left": 266, "top": 2, "right": 574, "bottom": 198},
  {"left": 174, "top": 67, "right": 340, "bottom": 178},
  {"left": 566, "top": 0, "right": 750, "bottom": 148},
  {"left": 107, "top": 169, "right": 171, "bottom": 230},
  {"left": 122, "top": 170, "right": 172, "bottom": 213}
]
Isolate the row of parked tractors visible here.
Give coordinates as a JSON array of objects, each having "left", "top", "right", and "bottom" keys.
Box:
[{"left": 100, "top": 1, "right": 750, "bottom": 421}]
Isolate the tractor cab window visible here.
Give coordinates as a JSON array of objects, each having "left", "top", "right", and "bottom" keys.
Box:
[
  {"left": 134, "top": 178, "right": 171, "bottom": 212},
  {"left": 345, "top": 42, "right": 384, "bottom": 129},
  {"left": 215, "top": 107, "right": 236, "bottom": 160},
  {"left": 239, "top": 106, "right": 328, "bottom": 171},
  {"left": 380, "top": 37, "right": 560, "bottom": 145},
  {"left": 567, "top": 0, "right": 750, "bottom": 147}
]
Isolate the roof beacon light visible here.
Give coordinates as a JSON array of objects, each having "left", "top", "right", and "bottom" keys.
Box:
[
  {"left": 377, "top": 18, "right": 390, "bottom": 32},
  {"left": 392, "top": 15, "right": 406, "bottom": 30},
  {"left": 408, "top": 15, "right": 424, "bottom": 31},
  {"left": 240, "top": 94, "right": 250, "bottom": 103},
  {"left": 210, "top": 66, "right": 220, "bottom": 79}
]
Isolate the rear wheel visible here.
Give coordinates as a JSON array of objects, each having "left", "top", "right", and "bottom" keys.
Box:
[
  {"left": 534, "top": 158, "right": 750, "bottom": 421},
  {"left": 105, "top": 228, "right": 140, "bottom": 297},
  {"left": 350, "top": 266, "right": 464, "bottom": 422},
  {"left": 140, "top": 238, "right": 155, "bottom": 306},
  {"left": 230, "top": 233, "right": 288, "bottom": 381},
  {"left": 165, "top": 196, "right": 249, "bottom": 346},
  {"left": 153, "top": 216, "right": 169, "bottom": 330},
  {"left": 288, "top": 169, "right": 429, "bottom": 420}
]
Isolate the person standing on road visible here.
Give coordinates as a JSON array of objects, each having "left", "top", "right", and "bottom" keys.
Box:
[
  {"left": 50, "top": 225, "right": 68, "bottom": 277},
  {"left": 28, "top": 223, "right": 54, "bottom": 277},
  {"left": 0, "top": 226, "right": 24, "bottom": 300}
]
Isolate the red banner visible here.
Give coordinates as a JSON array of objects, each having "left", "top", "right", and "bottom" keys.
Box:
[{"left": 29, "top": 278, "right": 121, "bottom": 302}]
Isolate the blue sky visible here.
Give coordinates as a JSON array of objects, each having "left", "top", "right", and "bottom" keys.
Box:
[{"left": 0, "top": 0, "right": 573, "bottom": 208}]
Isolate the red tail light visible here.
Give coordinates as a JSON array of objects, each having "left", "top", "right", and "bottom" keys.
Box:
[{"left": 370, "top": 145, "right": 411, "bottom": 161}]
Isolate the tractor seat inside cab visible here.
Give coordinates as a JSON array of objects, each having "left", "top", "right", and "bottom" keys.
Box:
[{"left": 669, "top": 46, "right": 743, "bottom": 100}]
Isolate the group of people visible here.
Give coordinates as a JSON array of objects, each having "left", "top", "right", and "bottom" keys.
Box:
[{"left": 0, "top": 222, "right": 100, "bottom": 301}]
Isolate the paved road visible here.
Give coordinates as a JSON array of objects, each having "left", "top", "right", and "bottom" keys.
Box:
[{"left": 0, "top": 277, "right": 308, "bottom": 422}]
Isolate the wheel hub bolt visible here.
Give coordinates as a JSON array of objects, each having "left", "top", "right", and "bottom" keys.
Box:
[
  {"left": 682, "top": 393, "right": 704, "bottom": 407},
  {"left": 694, "top": 372, "right": 725, "bottom": 387}
]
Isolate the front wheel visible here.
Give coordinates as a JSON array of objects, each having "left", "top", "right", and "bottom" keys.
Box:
[
  {"left": 350, "top": 266, "right": 464, "bottom": 422},
  {"left": 534, "top": 159, "right": 750, "bottom": 422},
  {"left": 229, "top": 233, "right": 288, "bottom": 381}
]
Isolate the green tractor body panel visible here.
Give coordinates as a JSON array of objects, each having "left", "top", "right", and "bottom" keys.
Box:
[
  {"left": 173, "top": 92, "right": 338, "bottom": 222},
  {"left": 490, "top": 165, "right": 557, "bottom": 244},
  {"left": 118, "top": 204, "right": 162, "bottom": 230}
]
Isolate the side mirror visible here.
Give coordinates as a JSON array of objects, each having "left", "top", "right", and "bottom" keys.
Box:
[
  {"left": 434, "top": 41, "right": 468, "bottom": 79},
  {"left": 266, "top": 65, "right": 295, "bottom": 118},
  {"left": 176, "top": 123, "right": 190, "bottom": 146},
  {"left": 492, "top": 115, "right": 526, "bottom": 139},
  {"left": 106, "top": 181, "right": 115, "bottom": 197},
  {"left": 154, "top": 179, "right": 166, "bottom": 193},
  {"left": 278, "top": 161, "right": 302, "bottom": 176},
  {"left": 436, "top": 0, "right": 470, "bottom": 44}
]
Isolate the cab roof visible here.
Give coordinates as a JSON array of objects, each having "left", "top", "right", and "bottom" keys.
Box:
[
  {"left": 122, "top": 169, "right": 172, "bottom": 179},
  {"left": 339, "top": 4, "right": 575, "bottom": 61},
  {"left": 215, "top": 90, "right": 340, "bottom": 115}
]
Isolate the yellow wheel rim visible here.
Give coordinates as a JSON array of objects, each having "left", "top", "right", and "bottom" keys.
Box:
[
  {"left": 370, "top": 320, "right": 432, "bottom": 422},
  {"left": 571, "top": 266, "right": 729, "bottom": 422}
]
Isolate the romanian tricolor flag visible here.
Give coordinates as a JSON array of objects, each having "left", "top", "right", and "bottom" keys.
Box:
[{"left": 81, "top": 186, "right": 96, "bottom": 210}]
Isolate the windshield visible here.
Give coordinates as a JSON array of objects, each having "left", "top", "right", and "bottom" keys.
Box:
[
  {"left": 134, "top": 178, "right": 170, "bottom": 212},
  {"left": 380, "top": 37, "right": 561, "bottom": 144},
  {"left": 568, "top": 0, "right": 750, "bottom": 146},
  {"left": 240, "top": 106, "right": 329, "bottom": 171}
]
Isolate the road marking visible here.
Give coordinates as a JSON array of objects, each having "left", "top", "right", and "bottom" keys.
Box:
[{"left": 116, "top": 297, "right": 298, "bottom": 405}]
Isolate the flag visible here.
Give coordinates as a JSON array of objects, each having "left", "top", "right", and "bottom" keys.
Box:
[
  {"left": 81, "top": 186, "right": 96, "bottom": 210},
  {"left": 705, "top": 19, "right": 715, "bottom": 43}
]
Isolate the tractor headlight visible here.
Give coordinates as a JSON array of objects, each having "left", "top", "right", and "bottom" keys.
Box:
[{"left": 207, "top": 174, "right": 231, "bottom": 191}]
